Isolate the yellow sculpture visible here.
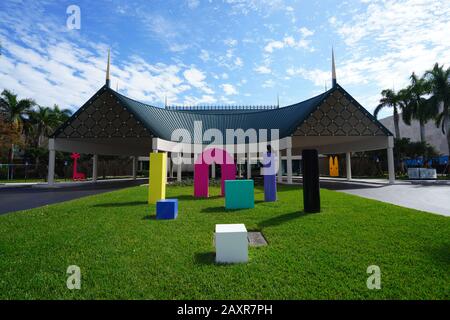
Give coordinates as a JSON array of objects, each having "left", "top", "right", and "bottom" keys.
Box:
[
  {"left": 148, "top": 152, "right": 167, "bottom": 204},
  {"left": 329, "top": 156, "right": 339, "bottom": 177}
]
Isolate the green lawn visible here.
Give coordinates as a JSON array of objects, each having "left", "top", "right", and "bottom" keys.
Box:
[{"left": 0, "top": 184, "right": 448, "bottom": 299}]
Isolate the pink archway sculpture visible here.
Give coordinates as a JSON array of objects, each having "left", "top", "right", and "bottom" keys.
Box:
[{"left": 194, "top": 148, "right": 236, "bottom": 198}]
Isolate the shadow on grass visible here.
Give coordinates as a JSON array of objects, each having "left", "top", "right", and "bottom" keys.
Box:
[
  {"left": 170, "top": 195, "right": 223, "bottom": 201},
  {"left": 194, "top": 252, "right": 216, "bottom": 265},
  {"left": 142, "top": 215, "right": 157, "bottom": 220},
  {"left": 258, "top": 211, "right": 311, "bottom": 229},
  {"left": 426, "top": 244, "right": 450, "bottom": 266},
  {"left": 169, "top": 195, "right": 195, "bottom": 201},
  {"left": 195, "top": 252, "right": 251, "bottom": 267},
  {"left": 202, "top": 203, "right": 263, "bottom": 213},
  {"left": 93, "top": 201, "right": 147, "bottom": 208}
]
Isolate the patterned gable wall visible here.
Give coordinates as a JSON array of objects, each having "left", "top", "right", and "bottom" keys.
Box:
[
  {"left": 55, "top": 91, "right": 152, "bottom": 139},
  {"left": 294, "top": 89, "right": 387, "bottom": 136}
]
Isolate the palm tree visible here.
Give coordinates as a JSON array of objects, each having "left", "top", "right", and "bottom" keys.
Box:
[
  {"left": 51, "top": 104, "right": 72, "bottom": 124},
  {"left": 424, "top": 63, "right": 450, "bottom": 156},
  {"left": 30, "top": 105, "right": 72, "bottom": 147},
  {"left": 30, "top": 106, "right": 54, "bottom": 147},
  {"left": 374, "top": 89, "right": 402, "bottom": 138},
  {"left": 0, "top": 89, "right": 35, "bottom": 162},
  {"left": 402, "top": 73, "right": 435, "bottom": 143}
]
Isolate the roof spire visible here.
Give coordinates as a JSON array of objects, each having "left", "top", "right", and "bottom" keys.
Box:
[
  {"left": 106, "top": 48, "right": 111, "bottom": 88},
  {"left": 277, "top": 93, "right": 280, "bottom": 108},
  {"left": 332, "top": 47, "right": 337, "bottom": 88}
]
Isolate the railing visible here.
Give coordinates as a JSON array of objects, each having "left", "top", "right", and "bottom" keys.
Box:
[{"left": 166, "top": 105, "right": 279, "bottom": 111}]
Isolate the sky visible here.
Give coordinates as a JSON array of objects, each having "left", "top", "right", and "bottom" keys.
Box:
[{"left": 0, "top": 0, "right": 449, "bottom": 119}]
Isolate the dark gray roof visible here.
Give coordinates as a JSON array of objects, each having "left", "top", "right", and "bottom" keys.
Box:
[{"left": 113, "top": 88, "right": 329, "bottom": 141}]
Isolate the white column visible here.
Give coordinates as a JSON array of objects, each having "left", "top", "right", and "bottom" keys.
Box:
[
  {"left": 246, "top": 151, "right": 252, "bottom": 179},
  {"left": 277, "top": 150, "right": 283, "bottom": 183},
  {"left": 92, "top": 154, "right": 98, "bottom": 182},
  {"left": 169, "top": 153, "right": 174, "bottom": 178},
  {"left": 47, "top": 138, "right": 55, "bottom": 186},
  {"left": 238, "top": 157, "right": 242, "bottom": 177},
  {"left": 132, "top": 156, "right": 137, "bottom": 180},
  {"left": 387, "top": 136, "right": 395, "bottom": 184},
  {"left": 211, "top": 162, "right": 216, "bottom": 179},
  {"left": 346, "top": 152, "right": 352, "bottom": 181},
  {"left": 177, "top": 153, "right": 182, "bottom": 182},
  {"left": 286, "top": 137, "right": 293, "bottom": 184}
]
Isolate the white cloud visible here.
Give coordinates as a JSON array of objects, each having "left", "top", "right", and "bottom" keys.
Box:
[
  {"left": 0, "top": 4, "right": 212, "bottom": 109},
  {"left": 330, "top": 0, "right": 450, "bottom": 114},
  {"left": 199, "top": 49, "right": 210, "bottom": 62},
  {"left": 299, "top": 27, "right": 314, "bottom": 37},
  {"left": 224, "top": 38, "right": 238, "bottom": 47},
  {"left": 286, "top": 67, "right": 330, "bottom": 87},
  {"left": 183, "top": 67, "right": 214, "bottom": 94},
  {"left": 262, "top": 79, "right": 275, "bottom": 88},
  {"left": 264, "top": 35, "right": 313, "bottom": 53},
  {"left": 221, "top": 84, "right": 238, "bottom": 95},
  {"left": 184, "top": 94, "right": 217, "bottom": 105},
  {"left": 137, "top": 13, "right": 191, "bottom": 52},
  {"left": 187, "top": 0, "right": 200, "bottom": 9},
  {"left": 254, "top": 65, "right": 272, "bottom": 74},
  {"left": 264, "top": 40, "right": 284, "bottom": 53},
  {"left": 234, "top": 57, "right": 244, "bottom": 67},
  {"left": 225, "top": 0, "right": 286, "bottom": 16}
]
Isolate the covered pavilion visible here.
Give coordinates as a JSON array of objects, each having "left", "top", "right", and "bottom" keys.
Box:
[{"left": 48, "top": 51, "right": 394, "bottom": 185}]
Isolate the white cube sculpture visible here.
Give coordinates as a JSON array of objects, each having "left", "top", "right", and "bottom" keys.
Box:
[{"left": 215, "top": 224, "right": 248, "bottom": 264}]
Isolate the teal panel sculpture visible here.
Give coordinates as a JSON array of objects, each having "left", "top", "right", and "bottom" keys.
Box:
[{"left": 224, "top": 180, "right": 254, "bottom": 210}]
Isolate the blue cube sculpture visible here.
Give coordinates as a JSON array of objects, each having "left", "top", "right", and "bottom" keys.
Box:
[
  {"left": 156, "top": 199, "right": 178, "bottom": 220},
  {"left": 225, "top": 180, "right": 254, "bottom": 210}
]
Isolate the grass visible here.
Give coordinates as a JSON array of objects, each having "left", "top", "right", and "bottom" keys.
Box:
[{"left": 0, "top": 184, "right": 448, "bottom": 299}]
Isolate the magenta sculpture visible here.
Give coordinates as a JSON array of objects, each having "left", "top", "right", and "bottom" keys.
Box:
[{"left": 194, "top": 148, "right": 236, "bottom": 198}]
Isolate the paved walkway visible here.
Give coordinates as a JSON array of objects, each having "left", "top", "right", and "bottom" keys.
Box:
[
  {"left": 0, "top": 179, "right": 147, "bottom": 215},
  {"left": 283, "top": 177, "right": 450, "bottom": 216},
  {"left": 338, "top": 183, "right": 450, "bottom": 217}
]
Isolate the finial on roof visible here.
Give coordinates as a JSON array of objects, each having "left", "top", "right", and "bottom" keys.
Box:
[
  {"left": 332, "top": 47, "right": 337, "bottom": 88},
  {"left": 277, "top": 93, "right": 280, "bottom": 108},
  {"left": 106, "top": 48, "right": 111, "bottom": 88}
]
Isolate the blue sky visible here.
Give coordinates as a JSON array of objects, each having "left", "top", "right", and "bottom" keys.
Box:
[{"left": 0, "top": 0, "right": 449, "bottom": 118}]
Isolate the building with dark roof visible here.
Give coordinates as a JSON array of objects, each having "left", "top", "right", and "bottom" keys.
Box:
[{"left": 47, "top": 51, "right": 395, "bottom": 185}]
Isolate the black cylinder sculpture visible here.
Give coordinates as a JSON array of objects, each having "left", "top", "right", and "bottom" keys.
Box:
[{"left": 302, "top": 149, "right": 320, "bottom": 213}]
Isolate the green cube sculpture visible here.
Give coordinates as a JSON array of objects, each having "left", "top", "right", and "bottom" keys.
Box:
[{"left": 225, "top": 180, "right": 255, "bottom": 210}]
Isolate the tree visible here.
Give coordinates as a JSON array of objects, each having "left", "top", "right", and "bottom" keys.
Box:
[
  {"left": 424, "top": 63, "right": 450, "bottom": 156},
  {"left": 30, "top": 106, "right": 55, "bottom": 147},
  {"left": 402, "top": 72, "right": 435, "bottom": 143},
  {"left": 374, "top": 89, "right": 403, "bottom": 138},
  {"left": 0, "top": 114, "right": 22, "bottom": 161},
  {"left": 0, "top": 89, "right": 35, "bottom": 162},
  {"left": 52, "top": 104, "right": 72, "bottom": 123},
  {"left": 29, "top": 104, "right": 72, "bottom": 147}
]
